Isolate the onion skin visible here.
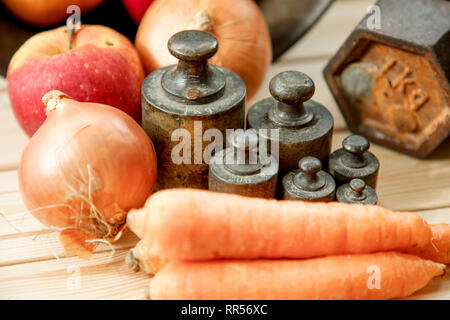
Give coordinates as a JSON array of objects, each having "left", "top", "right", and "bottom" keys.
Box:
[
  {"left": 18, "top": 91, "right": 157, "bottom": 254},
  {"left": 135, "top": 0, "right": 272, "bottom": 100}
]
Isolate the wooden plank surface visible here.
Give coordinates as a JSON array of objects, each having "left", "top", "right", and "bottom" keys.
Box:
[
  {"left": 0, "top": 250, "right": 150, "bottom": 300},
  {"left": 1, "top": 0, "right": 449, "bottom": 300},
  {"left": 0, "top": 77, "right": 28, "bottom": 171}
]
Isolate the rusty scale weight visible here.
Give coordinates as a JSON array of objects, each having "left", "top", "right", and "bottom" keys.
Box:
[
  {"left": 324, "top": 0, "right": 450, "bottom": 158},
  {"left": 247, "top": 71, "right": 333, "bottom": 176},
  {"left": 336, "top": 178, "right": 378, "bottom": 205},
  {"left": 281, "top": 156, "right": 335, "bottom": 202},
  {"left": 141, "top": 30, "right": 246, "bottom": 190},
  {"left": 328, "top": 135, "right": 379, "bottom": 190},
  {"left": 208, "top": 129, "right": 278, "bottom": 198}
]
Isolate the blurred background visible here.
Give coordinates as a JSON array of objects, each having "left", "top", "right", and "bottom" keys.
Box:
[
  {"left": 0, "top": 0, "right": 138, "bottom": 76},
  {"left": 0, "top": 0, "right": 337, "bottom": 76}
]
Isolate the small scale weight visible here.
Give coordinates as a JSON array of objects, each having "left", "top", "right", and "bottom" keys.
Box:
[
  {"left": 281, "top": 156, "right": 335, "bottom": 202},
  {"left": 208, "top": 130, "right": 278, "bottom": 198},
  {"left": 324, "top": 0, "right": 450, "bottom": 158},
  {"left": 247, "top": 71, "right": 333, "bottom": 176},
  {"left": 336, "top": 178, "right": 378, "bottom": 205},
  {"left": 329, "top": 134, "right": 380, "bottom": 189}
]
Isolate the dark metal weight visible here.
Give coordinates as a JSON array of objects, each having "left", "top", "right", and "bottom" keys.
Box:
[
  {"left": 208, "top": 130, "right": 278, "bottom": 198},
  {"left": 281, "top": 156, "right": 335, "bottom": 202},
  {"left": 329, "top": 135, "right": 379, "bottom": 190},
  {"left": 336, "top": 178, "right": 378, "bottom": 205},
  {"left": 141, "top": 30, "right": 246, "bottom": 190},
  {"left": 247, "top": 71, "right": 333, "bottom": 176}
]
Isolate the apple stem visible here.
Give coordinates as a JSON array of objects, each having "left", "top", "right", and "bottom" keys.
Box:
[
  {"left": 66, "top": 15, "right": 80, "bottom": 50},
  {"left": 187, "top": 10, "right": 213, "bottom": 32},
  {"left": 67, "top": 26, "right": 75, "bottom": 50}
]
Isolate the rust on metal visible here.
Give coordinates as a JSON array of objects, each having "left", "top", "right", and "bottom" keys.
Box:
[
  {"left": 186, "top": 88, "right": 200, "bottom": 101},
  {"left": 324, "top": 0, "right": 450, "bottom": 158}
]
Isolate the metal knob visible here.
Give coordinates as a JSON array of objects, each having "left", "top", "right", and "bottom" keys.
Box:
[
  {"left": 270, "top": 71, "right": 315, "bottom": 104},
  {"left": 168, "top": 30, "right": 218, "bottom": 61},
  {"left": 268, "top": 71, "right": 315, "bottom": 126},
  {"left": 229, "top": 129, "right": 258, "bottom": 151},
  {"left": 349, "top": 179, "right": 367, "bottom": 200},
  {"left": 342, "top": 134, "right": 370, "bottom": 168},
  {"left": 293, "top": 156, "right": 325, "bottom": 191},
  {"left": 162, "top": 30, "right": 225, "bottom": 102}
]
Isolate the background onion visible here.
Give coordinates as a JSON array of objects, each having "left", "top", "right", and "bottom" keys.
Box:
[
  {"left": 18, "top": 91, "right": 157, "bottom": 258},
  {"left": 135, "top": 0, "right": 272, "bottom": 100}
]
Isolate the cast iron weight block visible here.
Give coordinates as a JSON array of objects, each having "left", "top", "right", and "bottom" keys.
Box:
[
  {"left": 208, "top": 130, "right": 278, "bottom": 198},
  {"left": 141, "top": 30, "right": 246, "bottom": 190},
  {"left": 323, "top": 0, "right": 450, "bottom": 158},
  {"left": 281, "top": 156, "right": 335, "bottom": 202},
  {"left": 247, "top": 71, "right": 333, "bottom": 176}
]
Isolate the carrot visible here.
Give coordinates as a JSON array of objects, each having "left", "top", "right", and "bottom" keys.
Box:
[
  {"left": 402, "top": 223, "right": 450, "bottom": 264},
  {"left": 147, "top": 252, "right": 445, "bottom": 300},
  {"left": 127, "top": 189, "right": 432, "bottom": 260},
  {"left": 126, "top": 240, "right": 166, "bottom": 275}
]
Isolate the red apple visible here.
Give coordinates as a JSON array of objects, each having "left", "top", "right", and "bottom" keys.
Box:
[
  {"left": 7, "top": 25, "right": 145, "bottom": 137},
  {"left": 121, "top": 0, "right": 154, "bottom": 23}
]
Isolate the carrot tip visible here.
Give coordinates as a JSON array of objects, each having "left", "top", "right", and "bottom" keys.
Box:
[
  {"left": 440, "top": 265, "right": 447, "bottom": 278},
  {"left": 126, "top": 208, "right": 139, "bottom": 235}
]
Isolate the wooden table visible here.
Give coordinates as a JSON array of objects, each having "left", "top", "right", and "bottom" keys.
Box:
[{"left": 1, "top": 0, "right": 449, "bottom": 299}]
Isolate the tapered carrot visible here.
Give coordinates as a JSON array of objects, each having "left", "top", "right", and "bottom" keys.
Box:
[
  {"left": 402, "top": 224, "right": 450, "bottom": 264},
  {"left": 127, "top": 189, "right": 431, "bottom": 260},
  {"left": 148, "top": 252, "right": 445, "bottom": 300},
  {"left": 126, "top": 240, "right": 166, "bottom": 274},
  {"left": 128, "top": 223, "right": 450, "bottom": 274}
]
